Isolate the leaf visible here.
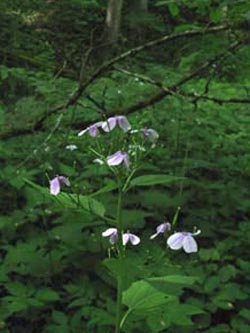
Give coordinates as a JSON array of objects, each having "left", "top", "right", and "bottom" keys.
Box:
[
  {"left": 36, "top": 288, "right": 60, "bottom": 302},
  {"left": 148, "top": 275, "right": 198, "bottom": 285},
  {"left": 123, "top": 280, "right": 174, "bottom": 311},
  {"left": 52, "top": 311, "right": 68, "bottom": 325},
  {"left": 130, "top": 174, "right": 184, "bottom": 187},
  {"left": 168, "top": 2, "right": 179, "bottom": 17},
  {"left": 24, "top": 179, "right": 105, "bottom": 217},
  {"left": 90, "top": 180, "right": 117, "bottom": 197}
]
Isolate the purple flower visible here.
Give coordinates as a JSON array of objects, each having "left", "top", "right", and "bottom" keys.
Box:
[
  {"left": 167, "top": 230, "right": 201, "bottom": 253},
  {"left": 142, "top": 128, "right": 159, "bottom": 142},
  {"left": 102, "top": 116, "right": 131, "bottom": 133},
  {"left": 78, "top": 121, "right": 104, "bottom": 137},
  {"left": 130, "top": 128, "right": 159, "bottom": 142},
  {"left": 49, "top": 176, "right": 70, "bottom": 196},
  {"left": 150, "top": 222, "right": 171, "bottom": 239},
  {"left": 106, "top": 151, "right": 130, "bottom": 168},
  {"left": 102, "top": 228, "right": 118, "bottom": 244},
  {"left": 122, "top": 233, "right": 140, "bottom": 246}
]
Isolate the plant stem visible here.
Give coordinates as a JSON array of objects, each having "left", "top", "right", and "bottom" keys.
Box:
[{"left": 115, "top": 188, "right": 124, "bottom": 333}]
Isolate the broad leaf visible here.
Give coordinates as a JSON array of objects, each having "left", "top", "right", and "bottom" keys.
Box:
[{"left": 123, "top": 280, "right": 174, "bottom": 311}]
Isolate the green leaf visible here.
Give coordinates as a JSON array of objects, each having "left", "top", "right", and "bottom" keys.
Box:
[
  {"left": 168, "top": 2, "right": 179, "bottom": 17},
  {"left": 148, "top": 275, "right": 198, "bottom": 285},
  {"left": 24, "top": 179, "right": 105, "bottom": 217},
  {"left": 36, "top": 288, "right": 60, "bottom": 302},
  {"left": 90, "top": 180, "right": 117, "bottom": 197},
  {"left": 123, "top": 280, "right": 174, "bottom": 311},
  {"left": 130, "top": 174, "right": 184, "bottom": 187}
]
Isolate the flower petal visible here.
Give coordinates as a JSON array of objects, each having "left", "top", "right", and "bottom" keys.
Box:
[
  {"left": 117, "top": 116, "right": 131, "bottom": 132},
  {"left": 102, "top": 117, "right": 117, "bottom": 132},
  {"left": 107, "top": 151, "right": 124, "bottom": 166},
  {"left": 109, "top": 232, "right": 118, "bottom": 244},
  {"left": 167, "top": 232, "right": 184, "bottom": 250},
  {"left": 122, "top": 233, "right": 130, "bottom": 245},
  {"left": 150, "top": 232, "right": 159, "bottom": 240},
  {"left": 88, "top": 125, "right": 99, "bottom": 137},
  {"left": 150, "top": 222, "right": 171, "bottom": 239},
  {"left": 58, "top": 176, "right": 70, "bottom": 187},
  {"left": 183, "top": 235, "right": 198, "bottom": 253},
  {"left": 122, "top": 153, "right": 130, "bottom": 169},
  {"left": 102, "top": 228, "right": 117, "bottom": 237},
  {"left": 78, "top": 128, "right": 89, "bottom": 136},
  {"left": 143, "top": 128, "right": 159, "bottom": 141},
  {"left": 157, "top": 222, "right": 171, "bottom": 234},
  {"left": 129, "top": 234, "right": 140, "bottom": 245},
  {"left": 93, "top": 158, "right": 104, "bottom": 165},
  {"left": 49, "top": 177, "right": 61, "bottom": 195},
  {"left": 192, "top": 230, "right": 201, "bottom": 236}
]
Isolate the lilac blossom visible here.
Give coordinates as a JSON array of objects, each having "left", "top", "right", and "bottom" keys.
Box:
[
  {"left": 78, "top": 121, "right": 104, "bottom": 137},
  {"left": 167, "top": 230, "right": 201, "bottom": 253},
  {"left": 102, "top": 228, "right": 118, "bottom": 244},
  {"left": 49, "top": 176, "right": 70, "bottom": 196},
  {"left": 150, "top": 222, "right": 171, "bottom": 239},
  {"left": 130, "top": 128, "right": 159, "bottom": 142},
  {"left": 102, "top": 116, "right": 131, "bottom": 133},
  {"left": 122, "top": 233, "right": 140, "bottom": 246},
  {"left": 106, "top": 151, "right": 130, "bottom": 168},
  {"left": 102, "top": 229, "right": 140, "bottom": 246},
  {"left": 142, "top": 128, "right": 159, "bottom": 142}
]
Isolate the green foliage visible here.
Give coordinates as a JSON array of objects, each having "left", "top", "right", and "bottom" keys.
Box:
[{"left": 0, "top": 0, "right": 249, "bottom": 332}]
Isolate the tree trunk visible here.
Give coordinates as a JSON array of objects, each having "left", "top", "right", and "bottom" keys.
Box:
[{"left": 105, "top": 0, "right": 123, "bottom": 45}]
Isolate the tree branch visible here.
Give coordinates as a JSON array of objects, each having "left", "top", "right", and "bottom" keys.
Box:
[
  {"left": 0, "top": 26, "right": 238, "bottom": 140},
  {"left": 114, "top": 39, "right": 245, "bottom": 115},
  {"left": 115, "top": 66, "right": 250, "bottom": 105}
]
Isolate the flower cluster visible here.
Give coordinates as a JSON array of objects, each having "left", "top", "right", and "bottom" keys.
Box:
[
  {"left": 78, "top": 116, "right": 131, "bottom": 138},
  {"left": 49, "top": 114, "right": 201, "bottom": 254},
  {"left": 102, "top": 223, "right": 200, "bottom": 253},
  {"left": 102, "top": 228, "right": 140, "bottom": 246},
  {"left": 77, "top": 115, "right": 159, "bottom": 168}
]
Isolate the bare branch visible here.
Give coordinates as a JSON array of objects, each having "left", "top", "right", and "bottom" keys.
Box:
[
  {"left": 115, "top": 39, "right": 245, "bottom": 115},
  {"left": 115, "top": 66, "right": 250, "bottom": 105}
]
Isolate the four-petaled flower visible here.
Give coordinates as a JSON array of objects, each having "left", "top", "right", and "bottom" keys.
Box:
[
  {"left": 142, "top": 128, "right": 159, "bottom": 142},
  {"left": 122, "top": 233, "right": 140, "bottom": 245},
  {"left": 107, "top": 151, "right": 130, "bottom": 168},
  {"left": 167, "top": 230, "right": 201, "bottom": 253},
  {"left": 102, "top": 116, "right": 131, "bottom": 133},
  {"left": 102, "top": 228, "right": 118, "bottom": 244},
  {"left": 102, "top": 228, "right": 140, "bottom": 246},
  {"left": 150, "top": 222, "right": 171, "bottom": 239},
  {"left": 78, "top": 121, "right": 104, "bottom": 138},
  {"left": 49, "top": 176, "right": 70, "bottom": 196}
]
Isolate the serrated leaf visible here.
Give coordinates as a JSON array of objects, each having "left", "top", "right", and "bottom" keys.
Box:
[{"left": 24, "top": 179, "right": 105, "bottom": 217}]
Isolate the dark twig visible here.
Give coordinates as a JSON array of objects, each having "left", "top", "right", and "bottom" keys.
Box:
[{"left": 115, "top": 66, "right": 250, "bottom": 105}]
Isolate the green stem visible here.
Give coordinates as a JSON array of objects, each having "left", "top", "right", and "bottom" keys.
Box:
[
  {"left": 115, "top": 188, "right": 124, "bottom": 333},
  {"left": 120, "top": 309, "right": 132, "bottom": 330}
]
